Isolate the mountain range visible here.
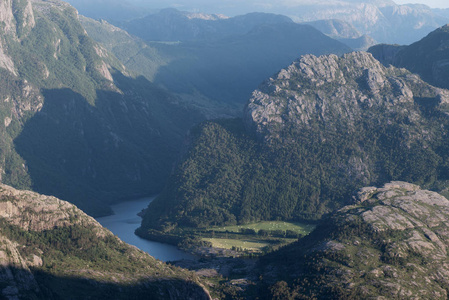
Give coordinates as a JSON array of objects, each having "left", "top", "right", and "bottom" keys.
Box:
[
  {"left": 66, "top": 0, "right": 449, "bottom": 45},
  {"left": 5, "top": 0, "right": 449, "bottom": 299},
  {"left": 81, "top": 9, "right": 351, "bottom": 110},
  {"left": 370, "top": 24, "right": 449, "bottom": 91}
]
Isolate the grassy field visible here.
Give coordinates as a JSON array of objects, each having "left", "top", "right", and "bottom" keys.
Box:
[
  {"left": 209, "top": 221, "right": 316, "bottom": 235},
  {"left": 202, "top": 238, "right": 272, "bottom": 251}
]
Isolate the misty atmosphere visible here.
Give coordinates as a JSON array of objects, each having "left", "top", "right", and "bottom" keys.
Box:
[{"left": 3, "top": 0, "right": 449, "bottom": 299}]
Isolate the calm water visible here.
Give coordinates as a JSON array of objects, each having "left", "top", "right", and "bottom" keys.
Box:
[{"left": 96, "top": 197, "right": 194, "bottom": 262}]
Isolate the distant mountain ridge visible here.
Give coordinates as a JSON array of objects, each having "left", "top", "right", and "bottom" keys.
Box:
[
  {"left": 305, "top": 19, "right": 377, "bottom": 50},
  {"left": 68, "top": 0, "right": 449, "bottom": 45},
  {"left": 82, "top": 10, "right": 351, "bottom": 110},
  {"left": 122, "top": 9, "right": 292, "bottom": 42},
  {"left": 370, "top": 24, "right": 449, "bottom": 91}
]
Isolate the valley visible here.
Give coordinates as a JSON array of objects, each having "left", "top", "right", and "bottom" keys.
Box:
[
  {"left": 96, "top": 197, "right": 194, "bottom": 261},
  {"left": 3, "top": 0, "right": 449, "bottom": 299}
]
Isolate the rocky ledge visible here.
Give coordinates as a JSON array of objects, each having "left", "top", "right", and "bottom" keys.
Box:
[{"left": 0, "top": 184, "right": 210, "bottom": 300}]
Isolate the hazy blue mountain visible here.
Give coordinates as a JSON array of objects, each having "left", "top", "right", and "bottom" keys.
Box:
[
  {"left": 370, "top": 24, "right": 449, "bottom": 90},
  {"left": 305, "top": 19, "right": 362, "bottom": 39},
  {"left": 82, "top": 11, "right": 351, "bottom": 110},
  {"left": 433, "top": 8, "right": 449, "bottom": 19},
  {"left": 338, "top": 34, "right": 377, "bottom": 51},
  {"left": 67, "top": 0, "right": 449, "bottom": 45},
  {"left": 0, "top": 0, "right": 205, "bottom": 216},
  {"left": 305, "top": 19, "right": 377, "bottom": 50},
  {"left": 122, "top": 9, "right": 292, "bottom": 42}
]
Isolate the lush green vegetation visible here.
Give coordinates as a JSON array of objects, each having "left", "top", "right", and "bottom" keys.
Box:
[
  {"left": 202, "top": 238, "right": 272, "bottom": 251},
  {"left": 141, "top": 104, "right": 449, "bottom": 232},
  {"left": 209, "top": 221, "right": 315, "bottom": 236},
  {"left": 0, "top": 216, "right": 208, "bottom": 299},
  {"left": 254, "top": 188, "right": 449, "bottom": 300}
]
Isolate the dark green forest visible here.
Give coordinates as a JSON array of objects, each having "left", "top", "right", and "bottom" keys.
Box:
[{"left": 141, "top": 68, "right": 449, "bottom": 233}]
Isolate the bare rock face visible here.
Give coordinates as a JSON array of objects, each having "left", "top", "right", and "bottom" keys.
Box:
[
  {"left": 267, "top": 182, "right": 449, "bottom": 299},
  {"left": 245, "top": 52, "right": 449, "bottom": 141},
  {"left": 0, "top": 184, "right": 107, "bottom": 233}
]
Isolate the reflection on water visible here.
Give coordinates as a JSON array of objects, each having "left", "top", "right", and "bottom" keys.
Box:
[{"left": 96, "top": 197, "right": 194, "bottom": 262}]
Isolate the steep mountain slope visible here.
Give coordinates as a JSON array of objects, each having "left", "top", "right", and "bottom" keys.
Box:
[
  {"left": 260, "top": 182, "right": 449, "bottom": 299},
  {"left": 305, "top": 19, "right": 377, "bottom": 50},
  {"left": 305, "top": 19, "right": 362, "bottom": 39},
  {"left": 139, "top": 52, "right": 449, "bottom": 234},
  {"left": 81, "top": 11, "right": 351, "bottom": 108},
  {"left": 0, "top": 0, "right": 204, "bottom": 215},
  {"left": 370, "top": 24, "right": 449, "bottom": 91},
  {"left": 0, "top": 184, "right": 210, "bottom": 299}
]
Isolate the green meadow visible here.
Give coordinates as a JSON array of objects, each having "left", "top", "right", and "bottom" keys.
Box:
[{"left": 208, "top": 221, "right": 316, "bottom": 235}]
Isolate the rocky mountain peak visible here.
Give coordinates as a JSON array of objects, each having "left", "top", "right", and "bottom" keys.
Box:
[{"left": 245, "top": 51, "right": 449, "bottom": 141}]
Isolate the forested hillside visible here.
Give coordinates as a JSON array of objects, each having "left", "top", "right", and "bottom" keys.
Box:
[
  {"left": 140, "top": 52, "right": 449, "bottom": 234},
  {"left": 370, "top": 24, "right": 449, "bottom": 91}
]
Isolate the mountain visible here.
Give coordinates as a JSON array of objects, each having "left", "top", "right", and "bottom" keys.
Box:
[
  {"left": 291, "top": 1, "right": 448, "bottom": 45},
  {"left": 0, "top": 0, "right": 205, "bottom": 216},
  {"left": 0, "top": 183, "right": 210, "bottom": 299},
  {"left": 71, "top": 0, "right": 449, "bottom": 45},
  {"left": 81, "top": 10, "right": 351, "bottom": 109},
  {"left": 305, "top": 19, "right": 377, "bottom": 50},
  {"left": 138, "top": 51, "right": 449, "bottom": 235},
  {"left": 121, "top": 9, "right": 290, "bottom": 42},
  {"left": 259, "top": 182, "right": 449, "bottom": 299},
  {"left": 370, "top": 25, "right": 449, "bottom": 91},
  {"left": 305, "top": 19, "right": 362, "bottom": 39},
  {"left": 338, "top": 34, "right": 377, "bottom": 51}
]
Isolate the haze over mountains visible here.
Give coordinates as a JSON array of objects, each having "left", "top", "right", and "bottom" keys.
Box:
[
  {"left": 5, "top": 0, "right": 449, "bottom": 299},
  {"left": 67, "top": 0, "right": 449, "bottom": 45},
  {"left": 80, "top": 9, "right": 351, "bottom": 111}
]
